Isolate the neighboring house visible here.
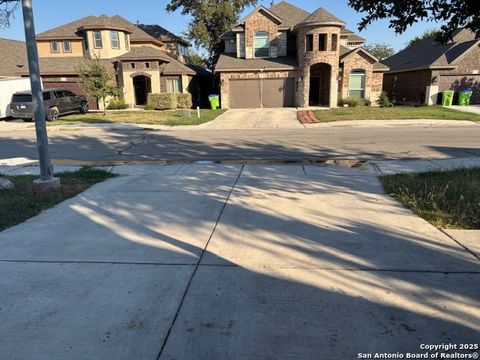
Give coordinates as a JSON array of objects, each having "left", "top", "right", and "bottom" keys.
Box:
[
  {"left": 137, "top": 24, "right": 191, "bottom": 63},
  {"left": 0, "top": 15, "right": 198, "bottom": 109},
  {"left": 383, "top": 29, "right": 480, "bottom": 105},
  {"left": 215, "top": 1, "right": 388, "bottom": 109},
  {"left": 0, "top": 38, "right": 27, "bottom": 78}
]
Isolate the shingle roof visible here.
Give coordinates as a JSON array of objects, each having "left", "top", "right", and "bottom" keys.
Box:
[
  {"left": 383, "top": 34, "right": 479, "bottom": 72},
  {"left": 339, "top": 46, "right": 389, "bottom": 71},
  {"left": 269, "top": 1, "right": 310, "bottom": 29},
  {"left": 215, "top": 54, "right": 298, "bottom": 72},
  {"left": 116, "top": 46, "right": 196, "bottom": 75},
  {"left": 0, "top": 38, "right": 27, "bottom": 76},
  {"left": 299, "top": 7, "right": 345, "bottom": 26},
  {"left": 36, "top": 15, "right": 161, "bottom": 45},
  {"left": 346, "top": 33, "right": 365, "bottom": 43},
  {"left": 137, "top": 24, "right": 190, "bottom": 46}
]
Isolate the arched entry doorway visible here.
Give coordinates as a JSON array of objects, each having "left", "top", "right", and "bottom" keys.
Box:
[
  {"left": 309, "top": 63, "right": 331, "bottom": 106},
  {"left": 133, "top": 75, "right": 151, "bottom": 106}
]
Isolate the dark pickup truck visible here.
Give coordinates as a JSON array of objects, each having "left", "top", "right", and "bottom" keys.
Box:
[{"left": 9, "top": 88, "right": 89, "bottom": 121}]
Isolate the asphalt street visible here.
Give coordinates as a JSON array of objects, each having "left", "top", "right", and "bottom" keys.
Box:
[{"left": 1, "top": 126, "right": 480, "bottom": 163}]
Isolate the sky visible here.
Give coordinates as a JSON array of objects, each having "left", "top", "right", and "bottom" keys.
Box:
[{"left": 0, "top": 0, "right": 443, "bottom": 51}]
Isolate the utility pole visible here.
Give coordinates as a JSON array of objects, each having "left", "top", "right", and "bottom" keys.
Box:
[{"left": 21, "top": 0, "right": 60, "bottom": 189}]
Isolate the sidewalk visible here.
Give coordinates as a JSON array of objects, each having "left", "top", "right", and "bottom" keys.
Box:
[{"left": 0, "top": 162, "right": 478, "bottom": 359}]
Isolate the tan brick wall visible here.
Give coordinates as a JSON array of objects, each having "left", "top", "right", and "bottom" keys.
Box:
[
  {"left": 244, "top": 10, "right": 280, "bottom": 59},
  {"left": 119, "top": 61, "right": 161, "bottom": 107},
  {"left": 220, "top": 70, "right": 297, "bottom": 108}
]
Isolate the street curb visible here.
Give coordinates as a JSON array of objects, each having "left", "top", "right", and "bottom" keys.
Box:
[{"left": 304, "top": 119, "right": 479, "bottom": 128}]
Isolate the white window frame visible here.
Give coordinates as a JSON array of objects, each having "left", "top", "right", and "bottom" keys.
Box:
[
  {"left": 93, "top": 30, "right": 103, "bottom": 49},
  {"left": 349, "top": 69, "right": 366, "bottom": 99},
  {"left": 50, "top": 40, "right": 60, "bottom": 53},
  {"left": 62, "top": 40, "right": 71, "bottom": 53},
  {"left": 254, "top": 31, "right": 269, "bottom": 58},
  {"left": 110, "top": 31, "right": 120, "bottom": 49}
]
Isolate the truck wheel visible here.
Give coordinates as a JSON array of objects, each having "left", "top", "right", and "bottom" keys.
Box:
[
  {"left": 46, "top": 107, "right": 59, "bottom": 121},
  {"left": 79, "top": 102, "right": 89, "bottom": 114}
]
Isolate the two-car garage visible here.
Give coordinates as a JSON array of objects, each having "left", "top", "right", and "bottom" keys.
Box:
[{"left": 228, "top": 77, "right": 296, "bottom": 109}]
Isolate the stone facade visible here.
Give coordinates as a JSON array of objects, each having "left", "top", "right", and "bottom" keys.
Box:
[{"left": 295, "top": 25, "right": 341, "bottom": 108}]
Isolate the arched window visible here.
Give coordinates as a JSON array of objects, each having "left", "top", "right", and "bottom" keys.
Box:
[
  {"left": 349, "top": 69, "right": 365, "bottom": 98},
  {"left": 254, "top": 32, "right": 269, "bottom": 58}
]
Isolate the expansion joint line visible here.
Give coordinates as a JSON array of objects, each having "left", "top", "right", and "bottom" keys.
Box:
[{"left": 155, "top": 164, "right": 245, "bottom": 360}]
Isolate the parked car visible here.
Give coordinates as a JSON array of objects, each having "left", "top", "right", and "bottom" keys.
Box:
[{"left": 9, "top": 89, "right": 89, "bottom": 122}]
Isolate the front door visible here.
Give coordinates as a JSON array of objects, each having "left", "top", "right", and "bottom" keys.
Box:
[
  {"left": 133, "top": 76, "right": 151, "bottom": 106},
  {"left": 309, "top": 77, "right": 321, "bottom": 106}
]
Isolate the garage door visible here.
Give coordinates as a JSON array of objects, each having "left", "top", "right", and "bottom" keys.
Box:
[{"left": 229, "top": 77, "right": 295, "bottom": 108}]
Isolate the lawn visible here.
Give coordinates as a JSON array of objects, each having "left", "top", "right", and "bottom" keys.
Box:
[
  {"left": 380, "top": 168, "right": 480, "bottom": 229},
  {"left": 312, "top": 105, "right": 480, "bottom": 122},
  {"left": 50, "top": 109, "right": 226, "bottom": 126},
  {"left": 0, "top": 167, "right": 116, "bottom": 231}
]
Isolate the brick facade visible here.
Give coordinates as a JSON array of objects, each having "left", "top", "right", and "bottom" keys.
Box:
[
  {"left": 244, "top": 10, "right": 281, "bottom": 59},
  {"left": 383, "top": 70, "right": 433, "bottom": 104}
]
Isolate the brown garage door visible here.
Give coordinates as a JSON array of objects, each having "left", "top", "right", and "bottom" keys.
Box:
[
  {"left": 229, "top": 77, "right": 295, "bottom": 108},
  {"left": 43, "top": 78, "right": 99, "bottom": 110}
]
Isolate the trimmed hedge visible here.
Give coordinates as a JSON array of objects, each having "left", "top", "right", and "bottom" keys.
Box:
[
  {"left": 146, "top": 93, "right": 193, "bottom": 110},
  {"left": 147, "top": 93, "right": 177, "bottom": 110},
  {"left": 338, "top": 97, "right": 371, "bottom": 107},
  {"left": 177, "top": 93, "right": 193, "bottom": 109}
]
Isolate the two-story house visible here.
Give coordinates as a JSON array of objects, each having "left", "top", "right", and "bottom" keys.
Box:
[
  {"left": 6, "top": 15, "right": 198, "bottom": 109},
  {"left": 215, "top": 1, "right": 389, "bottom": 109},
  {"left": 137, "top": 24, "right": 191, "bottom": 63}
]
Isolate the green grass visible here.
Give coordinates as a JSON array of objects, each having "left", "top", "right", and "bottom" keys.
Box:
[
  {"left": 380, "top": 168, "right": 480, "bottom": 229},
  {"left": 50, "top": 109, "right": 226, "bottom": 126},
  {"left": 312, "top": 105, "right": 480, "bottom": 122},
  {"left": 0, "top": 167, "right": 116, "bottom": 231}
]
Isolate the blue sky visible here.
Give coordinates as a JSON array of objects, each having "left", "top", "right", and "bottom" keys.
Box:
[{"left": 0, "top": 0, "right": 442, "bottom": 51}]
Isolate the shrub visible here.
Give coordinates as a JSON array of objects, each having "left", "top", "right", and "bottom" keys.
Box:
[
  {"left": 176, "top": 93, "right": 193, "bottom": 109},
  {"left": 147, "top": 93, "right": 177, "bottom": 110},
  {"left": 338, "top": 97, "right": 364, "bottom": 107},
  {"left": 106, "top": 97, "right": 128, "bottom": 110},
  {"left": 377, "top": 91, "right": 393, "bottom": 107}
]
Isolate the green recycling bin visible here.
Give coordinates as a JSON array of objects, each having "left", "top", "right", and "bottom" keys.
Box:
[
  {"left": 458, "top": 90, "right": 473, "bottom": 106},
  {"left": 441, "top": 90, "right": 454, "bottom": 106},
  {"left": 208, "top": 94, "right": 220, "bottom": 110}
]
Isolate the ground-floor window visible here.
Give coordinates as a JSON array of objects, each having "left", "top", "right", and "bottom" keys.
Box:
[
  {"left": 349, "top": 69, "right": 365, "bottom": 98},
  {"left": 167, "top": 77, "right": 183, "bottom": 93}
]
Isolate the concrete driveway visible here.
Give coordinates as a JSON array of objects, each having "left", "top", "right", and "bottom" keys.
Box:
[
  {"left": 450, "top": 104, "right": 480, "bottom": 115},
  {"left": 0, "top": 164, "right": 478, "bottom": 359},
  {"left": 199, "top": 107, "right": 303, "bottom": 129}
]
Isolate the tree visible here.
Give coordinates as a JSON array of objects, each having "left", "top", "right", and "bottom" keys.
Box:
[
  {"left": 347, "top": 0, "right": 480, "bottom": 43},
  {"left": 186, "top": 51, "right": 207, "bottom": 68},
  {"left": 364, "top": 43, "right": 395, "bottom": 60},
  {"left": 76, "top": 57, "right": 119, "bottom": 115},
  {"left": 166, "top": 0, "right": 258, "bottom": 70},
  {"left": 405, "top": 29, "right": 442, "bottom": 48}
]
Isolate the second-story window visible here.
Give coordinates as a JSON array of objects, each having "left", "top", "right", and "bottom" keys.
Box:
[
  {"left": 305, "top": 34, "right": 313, "bottom": 52},
  {"left": 331, "top": 34, "right": 338, "bottom": 51},
  {"left": 319, "top": 34, "right": 327, "bottom": 51},
  {"left": 50, "top": 40, "right": 60, "bottom": 53},
  {"left": 110, "top": 31, "right": 120, "bottom": 49},
  {"left": 63, "top": 40, "right": 71, "bottom": 53},
  {"left": 125, "top": 34, "right": 130, "bottom": 51},
  {"left": 254, "top": 32, "right": 269, "bottom": 58},
  {"left": 93, "top": 30, "right": 102, "bottom": 49}
]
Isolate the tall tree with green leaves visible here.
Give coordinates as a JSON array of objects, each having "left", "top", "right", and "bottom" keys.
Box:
[
  {"left": 405, "top": 29, "right": 442, "bottom": 48},
  {"left": 347, "top": 0, "right": 479, "bottom": 43},
  {"left": 76, "top": 57, "right": 119, "bottom": 115},
  {"left": 166, "top": 0, "right": 258, "bottom": 69},
  {"left": 364, "top": 43, "right": 395, "bottom": 60}
]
